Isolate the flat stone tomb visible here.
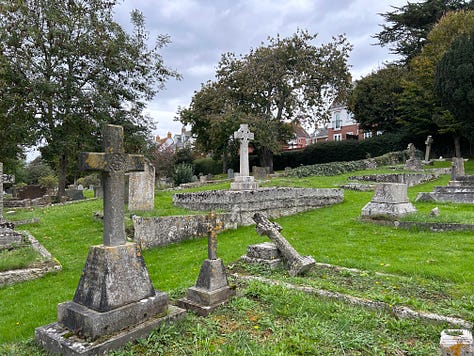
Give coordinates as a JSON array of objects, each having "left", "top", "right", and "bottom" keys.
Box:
[
  {"left": 416, "top": 175, "right": 474, "bottom": 204},
  {"left": 252, "top": 212, "right": 315, "bottom": 276},
  {"left": 177, "top": 214, "right": 235, "bottom": 316},
  {"left": 361, "top": 183, "right": 416, "bottom": 218},
  {"left": 35, "top": 125, "right": 185, "bottom": 356},
  {"left": 230, "top": 124, "right": 259, "bottom": 190}
]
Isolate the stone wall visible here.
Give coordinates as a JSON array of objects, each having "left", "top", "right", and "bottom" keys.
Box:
[
  {"left": 348, "top": 172, "right": 447, "bottom": 187},
  {"left": 134, "top": 187, "right": 343, "bottom": 249},
  {"left": 132, "top": 213, "right": 237, "bottom": 249}
]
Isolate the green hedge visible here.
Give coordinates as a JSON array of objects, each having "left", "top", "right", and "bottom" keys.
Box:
[
  {"left": 273, "top": 132, "right": 409, "bottom": 170},
  {"left": 193, "top": 158, "right": 222, "bottom": 175}
]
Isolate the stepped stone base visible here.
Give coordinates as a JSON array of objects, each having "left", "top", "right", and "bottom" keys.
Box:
[
  {"left": 416, "top": 176, "right": 474, "bottom": 204},
  {"left": 230, "top": 175, "right": 259, "bottom": 190},
  {"left": 35, "top": 305, "right": 186, "bottom": 356},
  {"left": 361, "top": 183, "right": 416, "bottom": 218},
  {"left": 177, "top": 258, "right": 235, "bottom": 316},
  {"left": 240, "top": 242, "right": 282, "bottom": 269}
]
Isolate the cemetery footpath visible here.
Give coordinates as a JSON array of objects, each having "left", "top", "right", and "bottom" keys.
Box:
[{"left": 0, "top": 161, "right": 473, "bottom": 353}]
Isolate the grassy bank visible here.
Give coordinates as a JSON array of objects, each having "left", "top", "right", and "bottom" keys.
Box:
[{"left": 0, "top": 161, "right": 473, "bottom": 354}]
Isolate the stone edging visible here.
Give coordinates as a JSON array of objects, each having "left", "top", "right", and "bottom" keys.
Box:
[
  {"left": 231, "top": 274, "right": 472, "bottom": 329},
  {"left": 361, "top": 218, "right": 474, "bottom": 232},
  {"left": 0, "top": 230, "right": 62, "bottom": 287}
]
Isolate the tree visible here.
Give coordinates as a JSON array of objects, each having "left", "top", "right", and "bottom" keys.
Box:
[
  {"left": 375, "top": 0, "right": 473, "bottom": 63},
  {"left": 436, "top": 27, "right": 474, "bottom": 156},
  {"left": 180, "top": 30, "right": 352, "bottom": 171},
  {"left": 348, "top": 64, "right": 407, "bottom": 133},
  {"left": 399, "top": 10, "right": 474, "bottom": 155},
  {"left": 0, "top": 0, "right": 180, "bottom": 197}
]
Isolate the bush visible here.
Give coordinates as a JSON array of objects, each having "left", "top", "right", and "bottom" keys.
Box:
[
  {"left": 77, "top": 174, "right": 100, "bottom": 188},
  {"left": 38, "top": 175, "right": 58, "bottom": 190},
  {"left": 173, "top": 163, "right": 194, "bottom": 186},
  {"left": 193, "top": 158, "right": 222, "bottom": 175}
]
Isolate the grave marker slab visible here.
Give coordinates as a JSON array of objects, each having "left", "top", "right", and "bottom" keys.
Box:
[
  {"left": 128, "top": 159, "right": 155, "bottom": 211},
  {"left": 424, "top": 135, "right": 433, "bottom": 163}
]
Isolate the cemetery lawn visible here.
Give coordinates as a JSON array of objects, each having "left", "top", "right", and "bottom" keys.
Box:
[{"left": 1, "top": 161, "right": 473, "bottom": 354}]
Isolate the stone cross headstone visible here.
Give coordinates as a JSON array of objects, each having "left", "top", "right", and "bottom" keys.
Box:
[
  {"left": 177, "top": 213, "right": 235, "bottom": 316},
  {"left": 405, "top": 143, "right": 422, "bottom": 171},
  {"left": 35, "top": 124, "right": 185, "bottom": 355},
  {"left": 253, "top": 212, "right": 315, "bottom": 276},
  {"left": 424, "top": 135, "right": 433, "bottom": 162},
  {"left": 230, "top": 124, "right": 259, "bottom": 190},
  {"left": 78, "top": 124, "right": 144, "bottom": 246},
  {"left": 234, "top": 124, "right": 253, "bottom": 177}
]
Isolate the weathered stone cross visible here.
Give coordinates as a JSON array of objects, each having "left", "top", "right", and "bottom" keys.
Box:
[
  {"left": 424, "top": 135, "right": 433, "bottom": 162},
  {"left": 79, "top": 125, "right": 144, "bottom": 246},
  {"left": 234, "top": 124, "right": 254, "bottom": 177}
]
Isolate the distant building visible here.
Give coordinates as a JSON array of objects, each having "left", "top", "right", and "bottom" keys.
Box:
[
  {"left": 326, "top": 102, "right": 380, "bottom": 141},
  {"left": 286, "top": 124, "right": 311, "bottom": 150},
  {"left": 155, "top": 127, "right": 194, "bottom": 151}
]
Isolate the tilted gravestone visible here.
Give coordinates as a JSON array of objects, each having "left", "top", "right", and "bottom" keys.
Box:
[
  {"left": 424, "top": 135, "right": 433, "bottom": 163},
  {"left": 405, "top": 143, "right": 422, "bottom": 171},
  {"left": 128, "top": 158, "right": 155, "bottom": 211},
  {"left": 177, "top": 213, "right": 235, "bottom": 316},
  {"left": 252, "top": 212, "right": 315, "bottom": 276},
  {"left": 230, "top": 124, "right": 259, "bottom": 190},
  {"left": 35, "top": 125, "right": 185, "bottom": 355}
]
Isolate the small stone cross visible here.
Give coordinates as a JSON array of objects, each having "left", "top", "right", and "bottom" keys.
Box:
[
  {"left": 424, "top": 135, "right": 433, "bottom": 162},
  {"left": 206, "top": 213, "right": 223, "bottom": 260},
  {"left": 234, "top": 124, "right": 254, "bottom": 177},
  {"left": 79, "top": 125, "right": 144, "bottom": 246}
]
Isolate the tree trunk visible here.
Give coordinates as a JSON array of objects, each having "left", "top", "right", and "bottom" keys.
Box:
[
  {"left": 259, "top": 147, "right": 274, "bottom": 173},
  {"left": 454, "top": 135, "right": 461, "bottom": 158},
  {"left": 57, "top": 153, "right": 68, "bottom": 200}
]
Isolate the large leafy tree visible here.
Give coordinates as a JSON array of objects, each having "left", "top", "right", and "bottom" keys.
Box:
[
  {"left": 180, "top": 30, "right": 352, "bottom": 171},
  {"left": 0, "top": 0, "right": 179, "bottom": 197},
  {"left": 348, "top": 64, "right": 407, "bottom": 133},
  {"left": 435, "top": 27, "right": 474, "bottom": 155},
  {"left": 399, "top": 10, "right": 474, "bottom": 155},
  {"left": 375, "top": 0, "right": 474, "bottom": 63}
]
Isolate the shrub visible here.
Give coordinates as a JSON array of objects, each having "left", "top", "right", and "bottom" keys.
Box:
[
  {"left": 193, "top": 158, "right": 222, "bottom": 175},
  {"left": 77, "top": 174, "right": 100, "bottom": 188},
  {"left": 38, "top": 175, "right": 58, "bottom": 190},
  {"left": 172, "top": 163, "right": 194, "bottom": 185}
]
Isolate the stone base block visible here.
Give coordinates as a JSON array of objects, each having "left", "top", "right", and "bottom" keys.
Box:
[
  {"left": 247, "top": 242, "right": 280, "bottom": 260},
  {"left": 35, "top": 305, "right": 185, "bottom": 356},
  {"left": 361, "top": 202, "right": 416, "bottom": 218},
  {"left": 230, "top": 175, "right": 259, "bottom": 190},
  {"left": 440, "top": 329, "right": 473, "bottom": 356},
  {"left": 240, "top": 255, "right": 282, "bottom": 269},
  {"left": 58, "top": 291, "right": 168, "bottom": 340},
  {"left": 177, "top": 286, "right": 236, "bottom": 316}
]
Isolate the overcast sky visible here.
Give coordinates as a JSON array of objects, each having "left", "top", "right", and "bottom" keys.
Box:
[{"left": 113, "top": 0, "right": 415, "bottom": 138}]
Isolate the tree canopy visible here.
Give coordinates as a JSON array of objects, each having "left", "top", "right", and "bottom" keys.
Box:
[
  {"left": 374, "top": 0, "right": 474, "bottom": 63},
  {"left": 0, "top": 0, "right": 180, "bottom": 196},
  {"left": 179, "top": 30, "right": 352, "bottom": 171},
  {"left": 436, "top": 27, "right": 474, "bottom": 151},
  {"left": 348, "top": 64, "right": 407, "bottom": 133}
]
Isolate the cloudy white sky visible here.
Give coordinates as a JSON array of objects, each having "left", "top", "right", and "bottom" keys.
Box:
[{"left": 113, "top": 0, "right": 416, "bottom": 138}]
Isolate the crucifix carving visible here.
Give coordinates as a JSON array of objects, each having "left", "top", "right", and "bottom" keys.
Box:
[
  {"left": 234, "top": 124, "right": 254, "bottom": 177},
  {"left": 79, "top": 125, "right": 144, "bottom": 246}
]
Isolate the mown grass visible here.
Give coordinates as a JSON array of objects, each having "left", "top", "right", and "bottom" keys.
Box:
[
  {"left": 0, "top": 245, "right": 43, "bottom": 272},
  {"left": 0, "top": 160, "right": 473, "bottom": 354}
]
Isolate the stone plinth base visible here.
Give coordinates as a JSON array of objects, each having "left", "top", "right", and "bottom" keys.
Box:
[
  {"left": 405, "top": 158, "right": 422, "bottom": 171},
  {"left": 439, "top": 329, "right": 473, "bottom": 356},
  {"left": 416, "top": 175, "right": 474, "bottom": 204},
  {"left": 361, "top": 183, "right": 416, "bottom": 218},
  {"left": 287, "top": 256, "right": 316, "bottom": 276},
  {"left": 240, "top": 242, "right": 282, "bottom": 269},
  {"left": 177, "top": 286, "right": 236, "bottom": 316},
  {"left": 177, "top": 258, "right": 235, "bottom": 316},
  {"left": 35, "top": 305, "right": 186, "bottom": 356},
  {"left": 58, "top": 291, "right": 168, "bottom": 340},
  {"left": 230, "top": 175, "right": 259, "bottom": 190}
]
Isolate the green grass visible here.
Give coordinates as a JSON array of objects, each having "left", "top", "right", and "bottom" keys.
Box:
[
  {"left": 0, "top": 245, "right": 43, "bottom": 272},
  {"left": 0, "top": 162, "right": 473, "bottom": 354}
]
